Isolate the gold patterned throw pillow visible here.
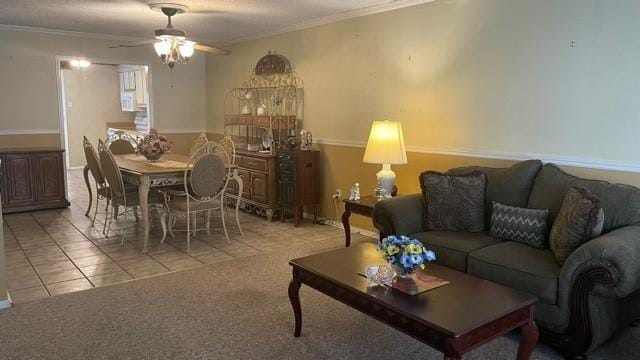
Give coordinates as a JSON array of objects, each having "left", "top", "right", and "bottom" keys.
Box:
[
  {"left": 549, "top": 187, "right": 602, "bottom": 265},
  {"left": 420, "top": 171, "right": 486, "bottom": 232}
]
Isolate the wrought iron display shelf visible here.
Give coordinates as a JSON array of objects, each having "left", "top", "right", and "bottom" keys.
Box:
[{"left": 224, "top": 115, "right": 296, "bottom": 131}]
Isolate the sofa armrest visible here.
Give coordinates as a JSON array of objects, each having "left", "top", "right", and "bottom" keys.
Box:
[
  {"left": 560, "top": 225, "right": 640, "bottom": 299},
  {"left": 372, "top": 193, "right": 425, "bottom": 236}
]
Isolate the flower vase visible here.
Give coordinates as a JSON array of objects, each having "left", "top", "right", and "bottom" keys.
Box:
[
  {"left": 143, "top": 153, "right": 162, "bottom": 162},
  {"left": 392, "top": 265, "right": 415, "bottom": 279}
]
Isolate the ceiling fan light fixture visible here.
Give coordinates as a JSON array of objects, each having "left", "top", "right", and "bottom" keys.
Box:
[
  {"left": 154, "top": 40, "right": 171, "bottom": 56},
  {"left": 178, "top": 41, "right": 195, "bottom": 58},
  {"left": 70, "top": 59, "right": 91, "bottom": 69}
]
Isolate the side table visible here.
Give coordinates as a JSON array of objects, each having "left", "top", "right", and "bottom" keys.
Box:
[{"left": 341, "top": 195, "right": 382, "bottom": 247}]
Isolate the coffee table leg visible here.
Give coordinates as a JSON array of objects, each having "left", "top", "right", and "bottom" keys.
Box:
[
  {"left": 443, "top": 338, "right": 462, "bottom": 360},
  {"left": 288, "top": 273, "right": 302, "bottom": 337},
  {"left": 342, "top": 207, "right": 351, "bottom": 247},
  {"left": 517, "top": 319, "right": 539, "bottom": 360}
]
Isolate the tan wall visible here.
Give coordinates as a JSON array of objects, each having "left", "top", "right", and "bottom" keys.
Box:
[
  {"left": 64, "top": 64, "right": 134, "bottom": 168},
  {"left": 316, "top": 144, "right": 640, "bottom": 232},
  {"left": 205, "top": 0, "right": 640, "bottom": 231},
  {"left": 0, "top": 133, "right": 61, "bottom": 149},
  {"left": 164, "top": 132, "right": 208, "bottom": 155},
  {"left": 207, "top": 0, "right": 640, "bottom": 165},
  {"left": 0, "top": 29, "right": 207, "bottom": 135}
]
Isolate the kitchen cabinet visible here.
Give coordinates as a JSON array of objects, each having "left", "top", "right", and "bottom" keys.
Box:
[{"left": 119, "top": 67, "right": 148, "bottom": 111}]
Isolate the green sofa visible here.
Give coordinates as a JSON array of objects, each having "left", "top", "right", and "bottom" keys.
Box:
[{"left": 372, "top": 160, "right": 640, "bottom": 359}]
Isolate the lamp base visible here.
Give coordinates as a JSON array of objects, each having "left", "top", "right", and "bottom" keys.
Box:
[{"left": 375, "top": 164, "right": 396, "bottom": 198}]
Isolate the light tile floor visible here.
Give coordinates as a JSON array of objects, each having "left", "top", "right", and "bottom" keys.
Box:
[{"left": 3, "top": 169, "right": 355, "bottom": 303}]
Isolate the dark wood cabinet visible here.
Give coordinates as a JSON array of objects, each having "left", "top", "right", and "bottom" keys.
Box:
[
  {"left": 3, "top": 154, "right": 36, "bottom": 208},
  {"left": 0, "top": 148, "right": 69, "bottom": 214},
  {"left": 250, "top": 172, "right": 267, "bottom": 203},
  {"left": 226, "top": 151, "right": 277, "bottom": 221},
  {"left": 277, "top": 150, "right": 320, "bottom": 226}
]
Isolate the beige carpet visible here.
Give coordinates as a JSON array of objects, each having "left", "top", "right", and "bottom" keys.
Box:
[{"left": 0, "top": 235, "right": 637, "bottom": 359}]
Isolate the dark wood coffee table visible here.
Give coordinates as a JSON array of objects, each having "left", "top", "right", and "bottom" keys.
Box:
[{"left": 288, "top": 243, "right": 538, "bottom": 359}]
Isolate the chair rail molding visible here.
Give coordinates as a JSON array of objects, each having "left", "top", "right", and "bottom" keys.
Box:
[
  {"left": 313, "top": 137, "right": 640, "bottom": 174},
  {"left": 0, "top": 130, "right": 60, "bottom": 135}
]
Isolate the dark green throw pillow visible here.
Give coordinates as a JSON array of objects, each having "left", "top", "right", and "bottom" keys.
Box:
[
  {"left": 420, "top": 171, "right": 486, "bottom": 232},
  {"left": 490, "top": 202, "right": 549, "bottom": 249},
  {"left": 550, "top": 187, "right": 602, "bottom": 265}
]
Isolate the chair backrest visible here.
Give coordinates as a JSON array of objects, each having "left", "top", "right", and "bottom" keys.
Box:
[
  {"left": 108, "top": 139, "right": 136, "bottom": 155},
  {"left": 217, "top": 135, "right": 236, "bottom": 165},
  {"left": 83, "top": 136, "right": 106, "bottom": 187},
  {"left": 185, "top": 148, "right": 228, "bottom": 202},
  {"left": 190, "top": 132, "right": 209, "bottom": 156},
  {"left": 98, "top": 143, "right": 125, "bottom": 199}
]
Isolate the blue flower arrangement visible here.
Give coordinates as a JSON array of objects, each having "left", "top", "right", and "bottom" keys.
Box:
[{"left": 379, "top": 235, "right": 436, "bottom": 275}]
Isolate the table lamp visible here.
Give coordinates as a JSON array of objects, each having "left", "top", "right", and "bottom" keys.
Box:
[{"left": 363, "top": 120, "right": 407, "bottom": 198}]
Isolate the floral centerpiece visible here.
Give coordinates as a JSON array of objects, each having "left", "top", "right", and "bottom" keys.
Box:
[
  {"left": 379, "top": 235, "right": 436, "bottom": 278},
  {"left": 136, "top": 128, "right": 172, "bottom": 162}
]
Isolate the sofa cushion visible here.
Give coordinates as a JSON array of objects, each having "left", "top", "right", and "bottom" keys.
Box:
[
  {"left": 490, "top": 202, "right": 549, "bottom": 249},
  {"left": 528, "top": 164, "right": 640, "bottom": 233},
  {"left": 413, "top": 231, "right": 502, "bottom": 272},
  {"left": 419, "top": 171, "right": 486, "bottom": 232},
  {"left": 468, "top": 241, "right": 561, "bottom": 304},
  {"left": 550, "top": 187, "right": 602, "bottom": 265},
  {"left": 447, "top": 160, "right": 542, "bottom": 227}
]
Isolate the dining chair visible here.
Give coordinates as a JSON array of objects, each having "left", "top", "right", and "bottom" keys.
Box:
[
  {"left": 161, "top": 147, "right": 231, "bottom": 253},
  {"left": 215, "top": 135, "right": 244, "bottom": 236},
  {"left": 83, "top": 137, "right": 109, "bottom": 227},
  {"left": 190, "top": 132, "right": 210, "bottom": 155},
  {"left": 108, "top": 138, "right": 136, "bottom": 155},
  {"left": 98, "top": 142, "right": 165, "bottom": 245}
]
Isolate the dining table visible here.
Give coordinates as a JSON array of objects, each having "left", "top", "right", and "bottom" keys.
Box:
[{"left": 83, "top": 153, "right": 243, "bottom": 253}]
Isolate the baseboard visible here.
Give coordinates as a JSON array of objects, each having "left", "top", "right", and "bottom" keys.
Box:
[
  {"left": 0, "top": 293, "right": 12, "bottom": 310},
  {"left": 301, "top": 211, "right": 378, "bottom": 239}
]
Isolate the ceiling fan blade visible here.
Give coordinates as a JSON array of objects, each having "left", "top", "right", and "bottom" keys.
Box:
[
  {"left": 194, "top": 44, "right": 230, "bottom": 55},
  {"left": 109, "top": 39, "right": 156, "bottom": 49}
]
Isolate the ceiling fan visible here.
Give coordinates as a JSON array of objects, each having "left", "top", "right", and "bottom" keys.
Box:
[{"left": 111, "top": 3, "right": 230, "bottom": 68}]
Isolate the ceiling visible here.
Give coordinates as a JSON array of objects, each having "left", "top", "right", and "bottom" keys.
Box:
[{"left": 0, "top": 0, "right": 427, "bottom": 45}]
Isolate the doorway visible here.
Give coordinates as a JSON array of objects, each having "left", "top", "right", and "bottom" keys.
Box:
[{"left": 56, "top": 57, "right": 154, "bottom": 169}]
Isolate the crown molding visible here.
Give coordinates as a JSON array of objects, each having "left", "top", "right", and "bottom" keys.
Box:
[
  {"left": 0, "top": 24, "right": 145, "bottom": 42},
  {"left": 223, "top": 0, "right": 436, "bottom": 45},
  {"left": 0, "top": 129, "right": 59, "bottom": 135}
]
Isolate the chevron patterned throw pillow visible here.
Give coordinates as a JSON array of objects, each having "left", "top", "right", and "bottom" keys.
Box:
[{"left": 490, "top": 202, "right": 549, "bottom": 249}]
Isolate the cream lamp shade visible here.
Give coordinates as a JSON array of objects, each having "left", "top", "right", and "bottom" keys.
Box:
[
  {"left": 363, "top": 120, "right": 407, "bottom": 164},
  {"left": 362, "top": 120, "right": 407, "bottom": 197}
]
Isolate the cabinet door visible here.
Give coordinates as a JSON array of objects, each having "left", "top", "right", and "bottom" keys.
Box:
[
  {"left": 128, "top": 72, "right": 136, "bottom": 90},
  {"left": 250, "top": 172, "right": 267, "bottom": 203},
  {"left": 134, "top": 70, "right": 145, "bottom": 105},
  {"left": 34, "top": 152, "right": 65, "bottom": 202},
  {"left": 236, "top": 169, "right": 251, "bottom": 199},
  {"left": 278, "top": 176, "right": 295, "bottom": 206},
  {"left": 118, "top": 72, "right": 125, "bottom": 92},
  {"left": 296, "top": 151, "right": 320, "bottom": 205},
  {"left": 3, "top": 154, "right": 36, "bottom": 207}
]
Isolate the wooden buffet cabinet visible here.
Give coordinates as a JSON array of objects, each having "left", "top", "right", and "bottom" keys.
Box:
[
  {"left": 0, "top": 148, "right": 69, "bottom": 214},
  {"left": 226, "top": 150, "right": 278, "bottom": 221}
]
